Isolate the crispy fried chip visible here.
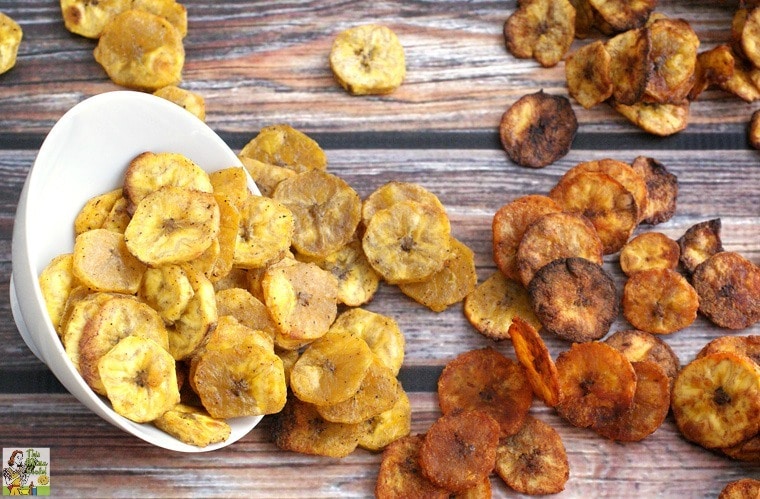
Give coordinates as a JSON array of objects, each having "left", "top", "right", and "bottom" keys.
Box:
[
  {"left": 742, "top": 7, "right": 760, "bottom": 69},
  {"left": 499, "top": 90, "right": 578, "bottom": 168},
  {"left": 375, "top": 435, "right": 449, "bottom": 499},
  {"left": 606, "top": 27, "right": 651, "bottom": 105},
  {"left": 93, "top": 9, "right": 184, "bottom": 91},
  {"left": 153, "top": 85, "right": 205, "bottom": 120},
  {"left": 671, "top": 351, "right": 760, "bottom": 449},
  {"left": 555, "top": 341, "right": 637, "bottom": 428},
  {"left": 215, "top": 287, "right": 277, "bottom": 339},
  {"left": 645, "top": 18, "right": 700, "bottom": 104},
  {"left": 153, "top": 403, "right": 231, "bottom": 447},
  {"left": 124, "top": 186, "right": 220, "bottom": 266},
  {"left": 73, "top": 228, "right": 146, "bottom": 294},
  {"left": 272, "top": 170, "right": 361, "bottom": 258},
  {"left": 61, "top": 291, "right": 116, "bottom": 373},
  {"left": 565, "top": 40, "right": 614, "bottom": 108},
  {"left": 689, "top": 45, "right": 735, "bottom": 101},
  {"left": 719, "top": 478, "right": 760, "bottom": 499},
  {"left": 138, "top": 264, "right": 194, "bottom": 325},
  {"left": 101, "top": 196, "right": 131, "bottom": 233},
  {"left": 74, "top": 188, "right": 124, "bottom": 235},
  {"left": 492, "top": 194, "right": 562, "bottom": 281},
  {"left": 272, "top": 397, "right": 361, "bottom": 458},
  {"left": 238, "top": 156, "right": 297, "bottom": 198},
  {"left": 630, "top": 156, "right": 678, "bottom": 225},
  {"left": 589, "top": 0, "right": 656, "bottom": 32},
  {"left": 329, "top": 24, "right": 406, "bottom": 95},
  {"left": 60, "top": 0, "right": 129, "bottom": 38},
  {"left": 516, "top": 211, "right": 604, "bottom": 287},
  {"left": 463, "top": 271, "right": 541, "bottom": 341},
  {"left": 329, "top": 307, "right": 405, "bottom": 376},
  {"left": 620, "top": 231, "right": 680, "bottom": 276},
  {"left": 98, "top": 335, "right": 179, "bottom": 423},
  {"left": 169, "top": 264, "right": 217, "bottom": 360},
  {"left": 622, "top": 268, "right": 699, "bottom": 334},
  {"left": 437, "top": 348, "right": 533, "bottom": 437},
  {"left": 362, "top": 200, "right": 452, "bottom": 284},
  {"left": 612, "top": 99, "right": 690, "bottom": 136},
  {"left": 698, "top": 335, "right": 760, "bottom": 368},
  {"left": 419, "top": 410, "right": 500, "bottom": 493},
  {"left": 605, "top": 329, "right": 681, "bottom": 385},
  {"left": 362, "top": 181, "right": 447, "bottom": 227},
  {"left": 692, "top": 251, "right": 760, "bottom": 329},
  {"left": 529, "top": 257, "right": 618, "bottom": 342},
  {"left": 358, "top": 387, "right": 412, "bottom": 452},
  {"left": 678, "top": 218, "right": 723, "bottom": 275},
  {"left": 503, "top": 0, "right": 576, "bottom": 68},
  {"left": 234, "top": 194, "right": 294, "bottom": 268},
  {"left": 719, "top": 53, "right": 760, "bottom": 103},
  {"left": 494, "top": 415, "right": 569, "bottom": 496},
  {"left": 239, "top": 124, "right": 327, "bottom": 174},
  {"left": 549, "top": 170, "right": 638, "bottom": 254},
  {"left": 508, "top": 316, "right": 560, "bottom": 407},
  {"left": 721, "top": 435, "right": 760, "bottom": 463},
  {"left": 398, "top": 236, "right": 477, "bottom": 312},
  {"left": 39, "top": 254, "right": 77, "bottom": 332},
  {"left": 592, "top": 360, "right": 670, "bottom": 441}
]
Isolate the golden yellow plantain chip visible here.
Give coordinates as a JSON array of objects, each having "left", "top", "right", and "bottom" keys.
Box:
[
  {"left": 93, "top": 9, "right": 184, "bottom": 91},
  {"left": 60, "top": 0, "right": 130, "bottom": 39},
  {"left": 234, "top": 194, "right": 294, "bottom": 269},
  {"left": 645, "top": 18, "right": 700, "bottom": 104},
  {"left": 358, "top": 387, "right": 411, "bottom": 452},
  {"left": 208, "top": 167, "right": 249, "bottom": 212},
  {"left": 503, "top": 0, "right": 576, "bottom": 68},
  {"left": 168, "top": 264, "right": 217, "bottom": 360},
  {"left": 239, "top": 124, "right": 327, "bottom": 174},
  {"left": 565, "top": 40, "right": 614, "bottom": 109},
  {"left": 237, "top": 155, "right": 296, "bottom": 197},
  {"left": 606, "top": 27, "right": 650, "bottom": 105},
  {"left": 612, "top": 99, "right": 690, "bottom": 137},
  {"left": 589, "top": 0, "right": 656, "bottom": 32},
  {"left": 73, "top": 228, "right": 146, "bottom": 294},
  {"left": 61, "top": 291, "right": 116, "bottom": 372},
  {"left": 153, "top": 403, "right": 231, "bottom": 448},
  {"left": 329, "top": 307, "right": 405, "bottom": 376},
  {"left": 362, "top": 181, "right": 446, "bottom": 228},
  {"left": 215, "top": 287, "right": 277, "bottom": 340},
  {"left": 100, "top": 196, "right": 131, "bottom": 233},
  {"left": 330, "top": 24, "right": 406, "bottom": 95},
  {"left": 138, "top": 264, "right": 194, "bottom": 325},
  {"left": 74, "top": 188, "right": 123, "bottom": 236},
  {"left": 39, "top": 254, "right": 78, "bottom": 332},
  {"left": 153, "top": 85, "right": 206, "bottom": 120},
  {"left": 620, "top": 231, "right": 680, "bottom": 276}
]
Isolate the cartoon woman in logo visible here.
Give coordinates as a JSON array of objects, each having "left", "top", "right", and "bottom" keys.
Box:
[{"left": 3, "top": 450, "right": 32, "bottom": 495}]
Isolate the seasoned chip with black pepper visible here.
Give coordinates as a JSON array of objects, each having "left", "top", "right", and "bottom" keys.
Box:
[
  {"left": 630, "top": 156, "right": 678, "bottom": 225},
  {"left": 692, "top": 251, "right": 760, "bottom": 329},
  {"left": 678, "top": 218, "right": 723, "bottom": 275}
]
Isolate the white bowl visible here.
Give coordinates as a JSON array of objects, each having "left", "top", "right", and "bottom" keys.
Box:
[{"left": 11, "top": 90, "right": 262, "bottom": 452}]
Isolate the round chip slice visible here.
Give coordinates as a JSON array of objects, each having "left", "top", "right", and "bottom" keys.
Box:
[
  {"left": 555, "top": 341, "right": 637, "bottom": 429},
  {"left": 239, "top": 124, "right": 327, "bottom": 174},
  {"left": 692, "top": 251, "right": 760, "bottom": 330},
  {"left": 72, "top": 228, "right": 146, "bottom": 294},
  {"left": 358, "top": 388, "right": 412, "bottom": 452},
  {"left": 622, "top": 268, "right": 699, "bottom": 335},
  {"left": 494, "top": 415, "right": 569, "bottom": 496},
  {"left": 153, "top": 403, "right": 231, "bottom": 448},
  {"left": 74, "top": 188, "right": 124, "bottom": 236},
  {"left": 612, "top": 100, "right": 690, "bottom": 137},
  {"left": 499, "top": 90, "right": 578, "bottom": 168},
  {"left": 124, "top": 186, "right": 220, "bottom": 266},
  {"left": 272, "top": 170, "right": 361, "bottom": 258},
  {"left": 492, "top": 194, "right": 562, "bottom": 281},
  {"left": 589, "top": 0, "right": 657, "bottom": 32},
  {"left": 605, "top": 329, "right": 681, "bottom": 385},
  {"left": 678, "top": 218, "right": 723, "bottom": 275},
  {"left": 503, "top": 0, "right": 576, "bottom": 68},
  {"left": 419, "top": 410, "right": 500, "bottom": 493},
  {"left": 168, "top": 264, "right": 217, "bottom": 360},
  {"left": 362, "top": 181, "right": 446, "bottom": 227},
  {"left": 606, "top": 27, "right": 651, "bottom": 105},
  {"left": 671, "top": 352, "right": 760, "bottom": 449},
  {"left": 697, "top": 335, "right": 760, "bottom": 368},
  {"left": 234, "top": 194, "right": 294, "bottom": 268},
  {"left": 39, "top": 254, "right": 77, "bottom": 332},
  {"left": 375, "top": 435, "right": 449, "bottom": 499},
  {"left": 329, "top": 24, "right": 406, "bottom": 95},
  {"left": 362, "top": 200, "right": 452, "bottom": 284},
  {"left": 620, "top": 231, "right": 681, "bottom": 276},
  {"left": 329, "top": 307, "right": 405, "bottom": 376},
  {"left": 153, "top": 85, "right": 205, "bottom": 121},
  {"left": 645, "top": 18, "right": 700, "bottom": 104},
  {"left": 508, "top": 316, "right": 560, "bottom": 407},
  {"left": 719, "top": 478, "right": 760, "bottom": 499},
  {"left": 565, "top": 40, "right": 614, "bottom": 109},
  {"left": 437, "top": 348, "right": 533, "bottom": 437},
  {"left": 516, "top": 211, "right": 604, "bottom": 287}
]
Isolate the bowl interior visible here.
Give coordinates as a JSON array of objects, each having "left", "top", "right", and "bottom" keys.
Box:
[{"left": 11, "top": 90, "right": 262, "bottom": 452}]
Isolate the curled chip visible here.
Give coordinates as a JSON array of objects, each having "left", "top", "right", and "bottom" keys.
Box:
[
  {"left": 329, "top": 24, "right": 406, "bottom": 95},
  {"left": 499, "top": 90, "right": 578, "bottom": 168},
  {"left": 589, "top": 0, "right": 656, "bottom": 32},
  {"left": 671, "top": 351, "right": 760, "bottom": 449},
  {"left": 620, "top": 231, "right": 680, "bottom": 276},
  {"left": 622, "top": 268, "right": 699, "bottom": 335},
  {"left": 362, "top": 200, "right": 452, "bottom": 284},
  {"left": 362, "top": 181, "right": 446, "bottom": 228},
  {"left": 492, "top": 194, "right": 562, "bottom": 281},
  {"left": 719, "top": 479, "right": 760, "bottom": 499},
  {"left": 630, "top": 156, "right": 678, "bottom": 225},
  {"left": 62, "top": 291, "right": 116, "bottom": 373},
  {"left": 698, "top": 335, "right": 760, "bottom": 367},
  {"left": 463, "top": 271, "right": 541, "bottom": 341},
  {"left": 98, "top": 335, "right": 179, "bottom": 423},
  {"left": 73, "top": 228, "right": 146, "bottom": 294},
  {"left": 272, "top": 170, "right": 361, "bottom": 258},
  {"left": 169, "top": 264, "right": 217, "bottom": 360},
  {"left": 358, "top": 387, "right": 411, "bottom": 452},
  {"left": 289, "top": 330, "right": 373, "bottom": 406},
  {"left": 74, "top": 188, "right": 123, "bottom": 236},
  {"left": 419, "top": 410, "right": 500, "bottom": 493},
  {"left": 437, "top": 348, "right": 533, "bottom": 437},
  {"left": 398, "top": 236, "right": 477, "bottom": 312},
  {"left": 39, "top": 254, "right": 77, "bottom": 332},
  {"left": 678, "top": 218, "right": 723, "bottom": 275},
  {"left": 138, "top": 264, "right": 195, "bottom": 325},
  {"left": 272, "top": 397, "right": 361, "bottom": 458},
  {"left": 239, "top": 124, "right": 327, "bottom": 174},
  {"left": 0, "top": 12, "right": 21, "bottom": 75},
  {"left": 503, "top": 0, "right": 576, "bottom": 68},
  {"left": 516, "top": 211, "right": 604, "bottom": 287},
  {"left": 153, "top": 85, "right": 205, "bottom": 120},
  {"left": 570, "top": 0, "right": 595, "bottom": 39},
  {"left": 565, "top": 40, "right": 614, "bottom": 109},
  {"left": 606, "top": 28, "right": 651, "bottom": 105},
  {"left": 508, "top": 316, "right": 560, "bottom": 407},
  {"left": 153, "top": 403, "right": 231, "bottom": 447},
  {"left": 238, "top": 156, "right": 296, "bottom": 198},
  {"left": 60, "top": 0, "right": 129, "bottom": 38},
  {"left": 692, "top": 251, "right": 760, "bottom": 329},
  {"left": 529, "top": 257, "right": 618, "bottom": 343},
  {"left": 555, "top": 341, "right": 637, "bottom": 429},
  {"left": 645, "top": 18, "right": 700, "bottom": 104},
  {"left": 93, "top": 9, "right": 184, "bottom": 91},
  {"left": 689, "top": 45, "right": 735, "bottom": 101},
  {"left": 234, "top": 195, "right": 294, "bottom": 268},
  {"left": 495, "top": 415, "right": 569, "bottom": 495},
  {"left": 612, "top": 99, "right": 690, "bottom": 137},
  {"left": 719, "top": 53, "right": 760, "bottom": 103},
  {"left": 549, "top": 170, "right": 638, "bottom": 254},
  {"left": 329, "top": 307, "right": 405, "bottom": 376},
  {"left": 375, "top": 435, "right": 449, "bottom": 499},
  {"left": 605, "top": 329, "right": 681, "bottom": 386},
  {"left": 124, "top": 186, "right": 220, "bottom": 266},
  {"left": 592, "top": 360, "right": 670, "bottom": 441}
]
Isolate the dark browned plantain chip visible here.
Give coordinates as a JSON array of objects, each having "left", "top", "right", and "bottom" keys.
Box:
[
  {"left": 569, "top": 0, "right": 595, "bottom": 39},
  {"left": 606, "top": 27, "right": 651, "bottom": 105},
  {"left": 528, "top": 257, "right": 618, "bottom": 343},
  {"left": 589, "top": 0, "right": 657, "bottom": 33},
  {"left": 645, "top": 18, "right": 700, "bottom": 104},
  {"left": 689, "top": 45, "right": 735, "bottom": 101},
  {"left": 494, "top": 415, "right": 569, "bottom": 495},
  {"left": 692, "top": 251, "right": 760, "bottom": 329},
  {"left": 605, "top": 329, "right": 681, "bottom": 385},
  {"left": 375, "top": 434, "right": 450, "bottom": 499},
  {"left": 565, "top": 40, "right": 614, "bottom": 109},
  {"left": 630, "top": 156, "right": 678, "bottom": 225},
  {"left": 718, "top": 478, "right": 760, "bottom": 498},
  {"left": 678, "top": 218, "right": 723, "bottom": 275},
  {"left": 498, "top": 90, "right": 578, "bottom": 168},
  {"left": 503, "top": 0, "right": 576, "bottom": 68}
]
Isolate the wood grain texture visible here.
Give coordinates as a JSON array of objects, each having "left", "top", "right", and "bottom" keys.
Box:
[{"left": 1, "top": 0, "right": 759, "bottom": 496}]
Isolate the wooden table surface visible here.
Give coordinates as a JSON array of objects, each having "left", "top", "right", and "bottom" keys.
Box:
[{"left": 1, "top": 1, "right": 758, "bottom": 497}]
